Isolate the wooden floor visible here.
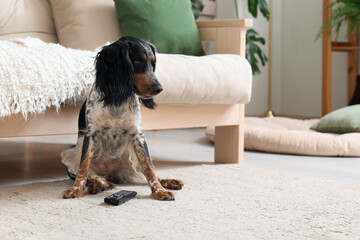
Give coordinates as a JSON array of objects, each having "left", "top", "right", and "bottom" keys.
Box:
[{"left": 1, "top": 128, "right": 360, "bottom": 187}]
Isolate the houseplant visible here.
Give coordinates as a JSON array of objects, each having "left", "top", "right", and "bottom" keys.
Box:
[
  {"left": 192, "top": 0, "right": 269, "bottom": 75},
  {"left": 317, "top": 0, "right": 360, "bottom": 105},
  {"left": 191, "top": 0, "right": 205, "bottom": 19},
  {"left": 318, "top": 0, "right": 360, "bottom": 40},
  {"left": 237, "top": 0, "right": 269, "bottom": 75}
]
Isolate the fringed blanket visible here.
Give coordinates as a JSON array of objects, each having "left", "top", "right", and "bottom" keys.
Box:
[{"left": 0, "top": 38, "right": 96, "bottom": 118}]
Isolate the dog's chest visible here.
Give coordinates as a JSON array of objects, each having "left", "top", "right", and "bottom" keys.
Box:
[
  {"left": 87, "top": 102, "right": 141, "bottom": 158},
  {"left": 89, "top": 108, "right": 138, "bottom": 131}
]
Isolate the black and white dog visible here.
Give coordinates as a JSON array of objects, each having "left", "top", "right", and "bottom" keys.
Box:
[{"left": 62, "top": 36, "right": 183, "bottom": 200}]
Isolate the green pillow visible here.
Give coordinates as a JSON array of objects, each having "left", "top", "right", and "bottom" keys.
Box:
[
  {"left": 114, "top": 0, "right": 205, "bottom": 56},
  {"left": 310, "top": 104, "right": 360, "bottom": 134}
]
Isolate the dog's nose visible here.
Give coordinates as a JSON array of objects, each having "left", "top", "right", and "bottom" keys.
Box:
[{"left": 154, "top": 85, "right": 163, "bottom": 94}]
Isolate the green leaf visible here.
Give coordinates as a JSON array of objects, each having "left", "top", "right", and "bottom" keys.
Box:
[
  {"left": 246, "top": 28, "right": 268, "bottom": 75},
  {"left": 251, "top": 36, "right": 266, "bottom": 44},
  {"left": 317, "top": 0, "right": 360, "bottom": 40},
  {"left": 247, "top": 29, "right": 266, "bottom": 44},
  {"left": 258, "top": 0, "right": 270, "bottom": 20},
  {"left": 191, "top": 0, "right": 204, "bottom": 19},
  {"left": 349, "top": 14, "right": 360, "bottom": 34},
  {"left": 247, "top": 0, "right": 269, "bottom": 20},
  {"left": 248, "top": 0, "right": 259, "bottom": 18},
  {"left": 246, "top": 28, "right": 258, "bottom": 37}
]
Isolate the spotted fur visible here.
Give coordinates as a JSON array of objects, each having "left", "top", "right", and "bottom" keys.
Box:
[{"left": 62, "top": 36, "right": 183, "bottom": 200}]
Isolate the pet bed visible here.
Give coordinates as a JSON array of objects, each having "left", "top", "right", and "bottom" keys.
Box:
[{"left": 206, "top": 117, "right": 360, "bottom": 157}]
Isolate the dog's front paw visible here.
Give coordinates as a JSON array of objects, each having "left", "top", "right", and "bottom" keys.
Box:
[
  {"left": 63, "top": 186, "right": 84, "bottom": 199},
  {"left": 152, "top": 189, "right": 175, "bottom": 201},
  {"left": 159, "top": 179, "right": 184, "bottom": 190}
]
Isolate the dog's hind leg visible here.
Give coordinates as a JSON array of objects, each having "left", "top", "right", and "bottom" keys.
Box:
[
  {"left": 87, "top": 174, "right": 114, "bottom": 194},
  {"left": 63, "top": 136, "right": 96, "bottom": 198},
  {"left": 158, "top": 178, "right": 184, "bottom": 190}
]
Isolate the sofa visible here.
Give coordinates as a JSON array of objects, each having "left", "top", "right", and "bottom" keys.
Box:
[{"left": 0, "top": 0, "right": 252, "bottom": 164}]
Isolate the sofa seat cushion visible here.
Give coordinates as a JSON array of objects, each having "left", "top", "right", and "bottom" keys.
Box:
[
  {"left": 155, "top": 54, "right": 252, "bottom": 105},
  {"left": 0, "top": 38, "right": 252, "bottom": 118}
]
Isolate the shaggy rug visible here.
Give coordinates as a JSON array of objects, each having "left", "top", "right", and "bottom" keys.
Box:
[{"left": 0, "top": 164, "right": 359, "bottom": 240}]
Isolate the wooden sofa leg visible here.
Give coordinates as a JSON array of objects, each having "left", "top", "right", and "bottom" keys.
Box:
[{"left": 214, "top": 105, "right": 245, "bottom": 164}]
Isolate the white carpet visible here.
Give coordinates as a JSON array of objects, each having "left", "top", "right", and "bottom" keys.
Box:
[{"left": 0, "top": 164, "right": 359, "bottom": 240}]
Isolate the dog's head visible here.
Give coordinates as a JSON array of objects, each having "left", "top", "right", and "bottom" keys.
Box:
[{"left": 94, "top": 36, "right": 162, "bottom": 109}]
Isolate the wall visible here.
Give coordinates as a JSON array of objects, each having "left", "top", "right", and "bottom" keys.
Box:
[
  {"left": 216, "top": 0, "right": 349, "bottom": 118},
  {"left": 276, "top": 0, "right": 348, "bottom": 117},
  {"left": 216, "top": 0, "right": 269, "bottom": 116}
]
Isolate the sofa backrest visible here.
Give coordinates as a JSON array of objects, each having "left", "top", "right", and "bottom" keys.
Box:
[
  {"left": 0, "top": 0, "right": 217, "bottom": 51},
  {"left": 0, "top": 0, "right": 121, "bottom": 51},
  {"left": 0, "top": 0, "right": 58, "bottom": 43},
  {"left": 49, "top": 0, "right": 121, "bottom": 51}
]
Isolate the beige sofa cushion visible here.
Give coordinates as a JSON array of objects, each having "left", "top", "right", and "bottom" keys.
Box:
[
  {"left": 0, "top": 38, "right": 252, "bottom": 117},
  {"left": 0, "top": 0, "right": 57, "bottom": 42},
  {"left": 155, "top": 54, "right": 252, "bottom": 105},
  {"left": 49, "top": 0, "right": 121, "bottom": 51}
]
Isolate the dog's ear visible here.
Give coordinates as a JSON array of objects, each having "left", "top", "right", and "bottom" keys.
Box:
[
  {"left": 149, "top": 43, "right": 157, "bottom": 72},
  {"left": 94, "top": 41, "right": 134, "bottom": 107},
  {"left": 140, "top": 98, "right": 156, "bottom": 110},
  {"left": 139, "top": 42, "right": 157, "bottom": 109}
]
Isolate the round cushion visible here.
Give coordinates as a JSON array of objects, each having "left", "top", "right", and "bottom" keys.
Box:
[{"left": 206, "top": 117, "right": 360, "bottom": 157}]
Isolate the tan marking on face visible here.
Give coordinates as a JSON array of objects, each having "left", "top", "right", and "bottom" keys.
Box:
[
  {"left": 134, "top": 73, "right": 153, "bottom": 96},
  {"left": 142, "top": 54, "right": 147, "bottom": 61},
  {"left": 151, "top": 56, "right": 155, "bottom": 62}
]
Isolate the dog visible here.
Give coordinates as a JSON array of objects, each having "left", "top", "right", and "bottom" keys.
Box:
[{"left": 61, "top": 36, "right": 183, "bottom": 200}]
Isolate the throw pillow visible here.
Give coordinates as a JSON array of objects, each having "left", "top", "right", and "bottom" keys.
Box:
[
  {"left": 49, "top": 0, "right": 121, "bottom": 51},
  {"left": 114, "top": 0, "right": 205, "bottom": 56},
  {"left": 310, "top": 104, "right": 360, "bottom": 134}
]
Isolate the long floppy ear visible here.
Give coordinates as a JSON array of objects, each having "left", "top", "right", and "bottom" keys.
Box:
[
  {"left": 149, "top": 42, "right": 157, "bottom": 72},
  {"left": 140, "top": 98, "right": 156, "bottom": 109},
  {"left": 94, "top": 41, "right": 134, "bottom": 107},
  {"left": 139, "top": 42, "right": 157, "bottom": 110}
]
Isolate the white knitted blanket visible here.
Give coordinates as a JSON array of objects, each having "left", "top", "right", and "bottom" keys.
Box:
[{"left": 0, "top": 38, "right": 96, "bottom": 118}]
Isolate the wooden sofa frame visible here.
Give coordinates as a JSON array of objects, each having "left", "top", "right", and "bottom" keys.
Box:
[{"left": 0, "top": 19, "right": 252, "bottom": 164}]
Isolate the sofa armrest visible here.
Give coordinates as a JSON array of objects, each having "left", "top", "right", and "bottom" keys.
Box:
[{"left": 196, "top": 19, "right": 253, "bottom": 56}]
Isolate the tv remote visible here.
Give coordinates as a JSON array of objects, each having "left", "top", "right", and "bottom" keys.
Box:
[{"left": 104, "top": 190, "right": 137, "bottom": 206}]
